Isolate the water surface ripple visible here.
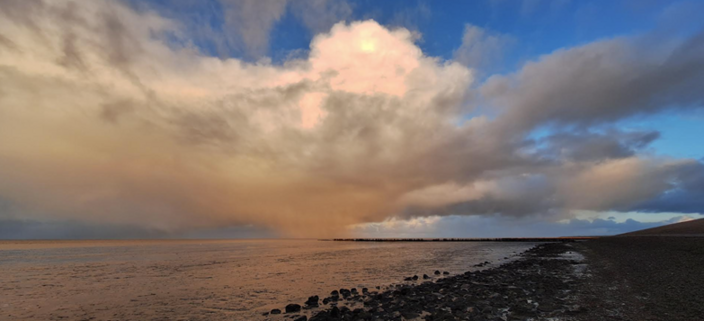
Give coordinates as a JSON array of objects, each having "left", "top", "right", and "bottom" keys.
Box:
[{"left": 0, "top": 240, "right": 535, "bottom": 320}]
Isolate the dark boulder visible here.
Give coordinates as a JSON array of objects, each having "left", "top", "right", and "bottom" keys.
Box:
[
  {"left": 270, "top": 309, "right": 281, "bottom": 315},
  {"left": 305, "top": 295, "right": 319, "bottom": 306},
  {"left": 330, "top": 306, "right": 340, "bottom": 317},
  {"left": 285, "top": 303, "right": 301, "bottom": 313},
  {"left": 340, "top": 288, "right": 352, "bottom": 298}
]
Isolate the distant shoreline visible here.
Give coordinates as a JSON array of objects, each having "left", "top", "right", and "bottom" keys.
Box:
[{"left": 325, "top": 237, "right": 597, "bottom": 242}]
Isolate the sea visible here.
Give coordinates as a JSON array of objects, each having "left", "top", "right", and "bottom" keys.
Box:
[{"left": 0, "top": 239, "right": 537, "bottom": 320}]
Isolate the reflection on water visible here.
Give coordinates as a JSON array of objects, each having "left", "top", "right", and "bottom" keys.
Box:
[{"left": 0, "top": 239, "right": 535, "bottom": 320}]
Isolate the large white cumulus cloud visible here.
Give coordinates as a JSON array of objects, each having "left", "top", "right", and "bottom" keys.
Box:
[
  {"left": 0, "top": 0, "right": 474, "bottom": 236},
  {"left": 1, "top": 0, "right": 703, "bottom": 238}
]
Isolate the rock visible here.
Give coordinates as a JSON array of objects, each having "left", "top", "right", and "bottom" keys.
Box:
[
  {"left": 270, "top": 309, "right": 281, "bottom": 315},
  {"left": 307, "top": 243, "right": 581, "bottom": 321},
  {"left": 293, "top": 316, "right": 307, "bottom": 321},
  {"left": 305, "top": 295, "right": 319, "bottom": 306},
  {"left": 330, "top": 306, "right": 340, "bottom": 317},
  {"left": 443, "top": 271, "right": 450, "bottom": 275},
  {"left": 404, "top": 277, "right": 414, "bottom": 281},
  {"left": 285, "top": 304, "right": 301, "bottom": 313},
  {"left": 330, "top": 290, "right": 339, "bottom": 296},
  {"left": 322, "top": 298, "right": 329, "bottom": 305},
  {"left": 339, "top": 306, "right": 350, "bottom": 314},
  {"left": 340, "top": 288, "right": 351, "bottom": 298}
]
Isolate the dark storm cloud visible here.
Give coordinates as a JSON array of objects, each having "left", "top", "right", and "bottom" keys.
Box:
[
  {"left": 0, "top": 217, "right": 274, "bottom": 240},
  {"left": 629, "top": 161, "right": 704, "bottom": 213},
  {"left": 0, "top": 218, "right": 167, "bottom": 239}
]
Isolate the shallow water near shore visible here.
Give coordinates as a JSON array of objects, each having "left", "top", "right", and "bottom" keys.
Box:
[{"left": 0, "top": 239, "right": 535, "bottom": 320}]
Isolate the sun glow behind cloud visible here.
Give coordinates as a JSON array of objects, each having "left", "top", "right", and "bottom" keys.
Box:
[{"left": 0, "top": 2, "right": 473, "bottom": 237}]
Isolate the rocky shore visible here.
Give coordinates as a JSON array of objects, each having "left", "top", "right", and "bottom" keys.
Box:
[{"left": 265, "top": 242, "right": 586, "bottom": 321}]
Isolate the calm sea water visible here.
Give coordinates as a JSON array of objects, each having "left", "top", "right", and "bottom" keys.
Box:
[{"left": 0, "top": 240, "right": 536, "bottom": 320}]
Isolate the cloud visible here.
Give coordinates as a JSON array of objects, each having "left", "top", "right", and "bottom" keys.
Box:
[
  {"left": 0, "top": 218, "right": 168, "bottom": 240},
  {"left": 0, "top": 1, "right": 472, "bottom": 237},
  {"left": 453, "top": 24, "right": 515, "bottom": 72},
  {"left": 218, "top": 0, "right": 288, "bottom": 57},
  {"left": 482, "top": 32, "right": 704, "bottom": 136},
  {"left": 290, "top": 0, "right": 353, "bottom": 34},
  {"left": 350, "top": 214, "right": 702, "bottom": 238},
  {"left": 0, "top": 0, "right": 703, "bottom": 239},
  {"left": 629, "top": 160, "right": 704, "bottom": 213},
  {"left": 125, "top": 0, "right": 353, "bottom": 59},
  {"left": 537, "top": 129, "right": 659, "bottom": 162},
  {"left": 489, "top": 0, "right": 571, "bottom": 17},
  {"left": 386, "top": 1, "right": 432, "bottom": 33}
]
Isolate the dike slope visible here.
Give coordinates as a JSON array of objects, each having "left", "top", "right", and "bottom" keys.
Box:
[{"left": 619, "top": 218, "right": 704, "bottom": 236}]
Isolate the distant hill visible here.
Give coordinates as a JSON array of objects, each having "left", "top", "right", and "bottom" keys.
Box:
[{"left": 619, "top": 218, "right": 704, "bottom": 236}]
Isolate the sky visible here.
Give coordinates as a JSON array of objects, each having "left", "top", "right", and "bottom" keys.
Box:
[{"left": 0, "top": 0, "right": 703, "bottom": 239}]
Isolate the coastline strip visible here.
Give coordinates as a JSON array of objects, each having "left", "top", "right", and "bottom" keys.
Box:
[{"left": 324, "top": 237, "right": 596, "bottom": 242}]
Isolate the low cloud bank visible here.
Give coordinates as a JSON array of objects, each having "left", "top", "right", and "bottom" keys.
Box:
[{"left": 350, "top": 214, "right": 703, "bottom": 238}]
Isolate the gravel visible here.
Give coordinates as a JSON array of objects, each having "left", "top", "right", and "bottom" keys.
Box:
[{"left": 574, "top": 236, "right": 704, "bottom": 321}]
